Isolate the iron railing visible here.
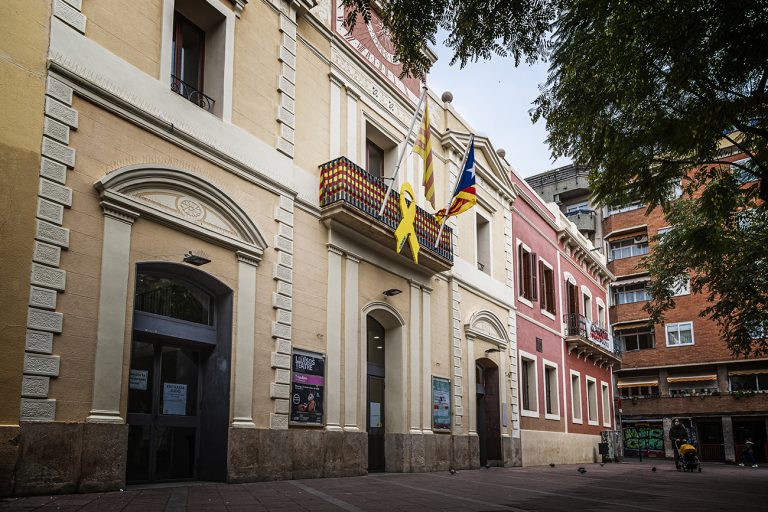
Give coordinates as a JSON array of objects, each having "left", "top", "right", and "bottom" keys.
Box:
[
  {"left": 563, "top": 313, "right": 614, "bottom": 352},
  {"left": 171, "top": 74, "right": 215, "bottom": 113},
  {"left": 526, "top": 164, "right": 590, "bottom": 189},
  {"left": 319, "top": 157, "right": 453, "bottom": 263}
]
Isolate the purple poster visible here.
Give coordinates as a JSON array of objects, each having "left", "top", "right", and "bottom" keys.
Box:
[{"left": 290, "top": 350, "right": 325, "bottom": 426}]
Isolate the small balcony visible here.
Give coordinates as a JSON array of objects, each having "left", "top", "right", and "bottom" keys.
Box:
[
  {"left": 171, "top": 74, "right": 215, "bottom": 113},
  {"left": 565, "top": 209, "right": 597, "bottom": 233},
  {"left": 319, "top": 157, "right": 453, "bottom": 273},
  {"left": 563, "top": 313, "right": 621, "bottom": 364}
]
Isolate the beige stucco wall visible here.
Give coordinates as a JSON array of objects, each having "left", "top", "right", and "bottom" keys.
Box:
[
  {"left": 294, "top": 29, "right": 331, "bottom": 174},
  {"left": 53, "top": 96, "right": 283, "bottom": 424},
  {"left": 521, "top": 429, "right": 601, "bottom": 467},
  {"left": 84, "top": 0, "right": 164, "bottom": 78},
  {"left": 0, "top": 0, "right": 51, "bottom": 424}
]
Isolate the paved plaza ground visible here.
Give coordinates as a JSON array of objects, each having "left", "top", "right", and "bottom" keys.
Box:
[{"left": 2, "top": 461, "right": 765, "bottom": 512}]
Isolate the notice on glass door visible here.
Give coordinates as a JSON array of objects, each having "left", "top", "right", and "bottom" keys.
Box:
[{"left": 163, "top": 382, "right": 187, "bottom": 415}]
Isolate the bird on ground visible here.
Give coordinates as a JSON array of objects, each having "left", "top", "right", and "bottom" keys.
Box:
[
  {"left": 577, "top": 467, "right": 587, "bottom": 474},
  {"left": 549, "top": 463, "right": 555, "bottom": 468},
  {"left": 652, "top": 466, "right": 657, "bottom": 472},
  {"left": 449, "top": 467, "right": 457, "bottom": 475},
  {"left": 600, "top": 463, "right": 605, "bottom": 467}
]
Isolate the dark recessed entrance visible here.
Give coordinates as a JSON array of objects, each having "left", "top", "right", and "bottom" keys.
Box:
[
  {"left": 367, "top": 316, "right": 386, "bottom": 472},
  {"left": 476, "top": 359, "right": 502, "bottom": 467},
  {"left": 126, "top": 264, "right": 232, "bottom": 484}
]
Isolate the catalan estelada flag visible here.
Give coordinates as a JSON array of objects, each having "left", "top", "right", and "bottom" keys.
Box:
[
  {"left": 413, "top": 99, "right": 435, "bottom": 209},
  {"left": 435, "top": 139, "right": 476, "bottom": 224}
]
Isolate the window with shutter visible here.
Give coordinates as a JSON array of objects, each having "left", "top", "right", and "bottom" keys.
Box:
[{"left": 530, "top": 252, "right": 538, "bottom": 301}]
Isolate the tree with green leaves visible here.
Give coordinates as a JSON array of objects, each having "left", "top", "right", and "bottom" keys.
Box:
[{"left": 342, "top": 0, "right": 768, "bottom": 355}]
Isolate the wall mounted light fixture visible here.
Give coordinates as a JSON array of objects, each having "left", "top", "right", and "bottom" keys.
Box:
[
  {"left": 183, "top": 250, "right": 211, "bottom": 266},
  {"left": 383, "top": 288, "right": 402, "bottom": 297}
]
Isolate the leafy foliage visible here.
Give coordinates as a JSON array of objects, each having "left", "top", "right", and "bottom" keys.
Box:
[
  {"left": 340, "top": 0, "right": 556, "bottom": 80},
  {"left": 533, "top": 1, "right": 768, "bottom": 356}
]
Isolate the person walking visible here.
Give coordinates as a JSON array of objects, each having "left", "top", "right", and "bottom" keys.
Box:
[
  {"left": 739, "top": 438, "right": 758, "bottom": 468},
  {"left": 669, "top": 418, "right": 689, "bottom": 469}
]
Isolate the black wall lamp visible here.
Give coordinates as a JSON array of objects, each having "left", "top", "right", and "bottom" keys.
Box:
[
  {"left": 485, "top": 348, "right": 502, "bottom": 354},
  {"left": 183, "top": 250, "right": 211, "bottom": 266},
  {"left": 383, "top": 288, "right": 402, "bottom": 297}
]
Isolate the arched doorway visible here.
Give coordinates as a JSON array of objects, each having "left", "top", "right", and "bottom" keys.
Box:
[
  {"left": 363, "top": 304, "right": 406, "bottom": 473},
  {"left": 476, "top": 358, "right": 502, "bottom": 467},
  {"left": 126, "top": 262, "right": 232, "bottom": 484}
]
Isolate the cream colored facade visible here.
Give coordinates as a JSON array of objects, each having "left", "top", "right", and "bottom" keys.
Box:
[{"left": 0, "top": 0, "right": 613, "bottom": 495}]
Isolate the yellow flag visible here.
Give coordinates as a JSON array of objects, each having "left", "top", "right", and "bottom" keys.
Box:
[{"left": 413, "top": 99, "right": 435, "bottom": 209}]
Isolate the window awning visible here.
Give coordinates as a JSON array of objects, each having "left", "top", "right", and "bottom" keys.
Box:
[
  {"left": 729, "top": 369, "right": 768, "bottom": 376},
  {"left": 611, "top": 276, "right": 651, "bottom": 287},
  {"left": 667, "top": 374, "right": 718, "bottom": 383},
  {"left": 617, "top": 377, "right": 659, "bottom": 388},
  {"left": 613, "top": 320, "right": 653, "bottom": 331}
]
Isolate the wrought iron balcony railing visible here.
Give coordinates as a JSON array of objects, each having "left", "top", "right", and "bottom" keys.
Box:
[
  {"left": 319, "top": 157, "right": 453, "bottom": 272},
  {"left": 564, "top": 313, "right": 620, "bottom": 363},
  {"left": 171, "top": 74, "right": 215, "bottom": 113}
]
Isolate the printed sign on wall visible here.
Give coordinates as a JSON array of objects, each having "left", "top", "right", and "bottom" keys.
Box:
[
  {"left": 432, "top": 377, "right": 451, "bottom": 431},
  {"left": 290, "top": 349, "right": 325, "bottom": 426}
]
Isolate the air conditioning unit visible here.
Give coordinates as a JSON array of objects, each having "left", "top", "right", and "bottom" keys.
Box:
[{"left": 634, "top": 235, "right": 648, "bottom": 243}]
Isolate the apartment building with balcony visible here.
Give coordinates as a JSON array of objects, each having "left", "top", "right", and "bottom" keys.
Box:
[
  {"left": 0, "top": 0, "right": 621, "bottom": 496},
  {"left": 604, "top": 151, "right": 768, "bottom": 465},
  {"left": 526, "top": 164, "right": 603, "bottom": 250},
  {"left": 509, "top": 174, "right": 617, "bottom": 465}
]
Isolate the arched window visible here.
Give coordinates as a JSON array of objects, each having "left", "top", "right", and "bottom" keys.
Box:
[{"left": 135, "top": 272, "right": 213, "bottom": 325}]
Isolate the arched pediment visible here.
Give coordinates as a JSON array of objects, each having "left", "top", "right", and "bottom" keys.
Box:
[
  {"left": 95, "top": 165, "right": 267, "bottom": 261},
  {"left": 465, "top": 310, "right": 510, "bottom": 346},
  {"left": 362, "top": 301, "right": 406, "bottom": 329}
]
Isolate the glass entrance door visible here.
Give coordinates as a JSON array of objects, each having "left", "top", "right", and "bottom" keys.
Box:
[{"left": 127, "top": 340, "right": 201, "bottom": 483}]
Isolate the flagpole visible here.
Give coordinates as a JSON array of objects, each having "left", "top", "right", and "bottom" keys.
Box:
[
  {"left": 434, "top": 133, "right": 474, "bottom": 248},
  {"left": 377, "top": 85, "right": 428, "bottom": 217}
]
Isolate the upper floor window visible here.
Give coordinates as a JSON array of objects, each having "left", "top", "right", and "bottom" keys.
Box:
[
  {"left": 539, "top": 261, "right": 555, "bottom": 315},
  {"left": 613, "top": 282, "right": 652, "bottom": 305},
  {"left": 166, "top": 0, "right": 231, "bottom": 117},
  {"left": 671, "top": 276, "right": 690, "bottom": 296},
  {"left": 476, "top": 212, "right": 491, "bottom": 274},
  {"left": 666, "top": 321, "right": 694, "bottom": 347},
  {"left": 565, "top": 201, "right": 590, "bottom": 215},
  {"left": 582, "top": 291, "right": 592, "bottom": 322},
  {"left": 518, "top": 244, "right": 537, "bottom": 303},
  {"left": 597, "top": 301, "right": 606, "bottom": 328},
  {"left": 617, "top": 327, "right": 655, "bottom": 351},
  {"left": 609, "top": 236, "right": 648, "bottom": 261},
  {"left": 731, "top": 157, "right": 758, "bottom": 185},
  {"left": 729, "top": 372, "right": 768, "bottom": 392},
  {"left": 366, "top": 140, "right": 385, "bottom": 178}
]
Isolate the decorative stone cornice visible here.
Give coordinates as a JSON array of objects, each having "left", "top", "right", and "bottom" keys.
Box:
[{"left": 100, "top": 201, "right": 139, "bottom": 224}]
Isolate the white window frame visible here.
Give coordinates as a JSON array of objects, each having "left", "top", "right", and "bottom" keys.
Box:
[
  {"left": 160, "top": 0, "right": 236, "bottom": 122},
  {"left": 601, "top": 381, "right": 612, "bottom": 428},
  {"left": 570, "top": 370, "right": 583, "bottom": 424},
  {"left": 665, "top": 321, "right": 695, "bottom": 347},
  {"left": 671, "top": 276, "right": 691, "bottom": 297},
  {"left": 581, "top": 285, "right": 593, "bottom": 322},
  {"left": 519, "top": 350, "right": 539, "bottom": 417},
  {"left": 608, "top": 237, "right": 649, "bottom": 261},
  {"left": 475, "top": 209, "right": 492, "bottom": 276},
  {"left": 585, "top": 376, "right": 598, "bottom": 426},
  {"left": 515, "top": 240, "right": 534, "bottom": 308},
  {"left": 539, "top": 257, "right": 556, "bottom": 321},
  {"left": 596, "top": 298, "right": 606, "bottom": 328},
  {"left": 542, "top": 359, "right": 560, "bottom": 420}
]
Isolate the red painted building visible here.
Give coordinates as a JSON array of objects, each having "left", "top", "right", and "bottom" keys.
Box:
[{"left": 509, "top": 175, "right": 618, "bottom": 465}]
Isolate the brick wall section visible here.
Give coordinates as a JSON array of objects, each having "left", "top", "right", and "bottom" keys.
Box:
[{"left": 621, "top": 393, "right": 768, "bottom": 417}]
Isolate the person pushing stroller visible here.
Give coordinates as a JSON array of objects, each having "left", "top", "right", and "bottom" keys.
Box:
[{"left": 669, "top": 418, "right": 690, "bottom": 469}]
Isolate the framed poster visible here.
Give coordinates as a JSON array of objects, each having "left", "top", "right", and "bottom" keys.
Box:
[
  {"left": 290, "top": 349, "right": 325, "bottom": 426},
  {"left": 432, "top": 376, "right": 451, "bottom": 431}
]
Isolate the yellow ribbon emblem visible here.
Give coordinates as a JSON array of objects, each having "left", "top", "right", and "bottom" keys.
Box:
[{"left": 394, "top": 182, "right": 419, "bottom": 264}]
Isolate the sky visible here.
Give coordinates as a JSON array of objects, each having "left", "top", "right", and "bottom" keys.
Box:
[{"left": 426, "top": 38, "right": 571, "bottom": 178}]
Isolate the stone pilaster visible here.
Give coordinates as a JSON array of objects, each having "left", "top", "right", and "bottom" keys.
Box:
[
  {"left": 450, "top": 278, "right": 463, "bottom": 434},
  {"left": 270, "top": 194, "right": 295, "bottom": 429},
  {"left": 20, "top": 75, "right": 81, "bottom": 421},
  {"left": 276, "top": 5, "right": 298, "bottom": 157}
]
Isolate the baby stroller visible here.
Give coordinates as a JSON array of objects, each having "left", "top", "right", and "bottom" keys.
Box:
[{"left": 676, "top": 439, "right": 702, "bottom": 472}]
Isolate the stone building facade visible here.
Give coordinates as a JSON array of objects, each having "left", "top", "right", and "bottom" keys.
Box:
[{"left": 0, "top": 0, "right": 616, "bottom": 496}]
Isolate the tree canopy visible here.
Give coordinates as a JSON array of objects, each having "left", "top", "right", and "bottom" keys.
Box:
[{"left": 342, "top": 0, "right": 768, "bottom": 355}]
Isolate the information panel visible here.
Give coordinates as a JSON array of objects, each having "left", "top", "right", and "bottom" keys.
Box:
[
  {"left": 290, "top": 349, "right": 325, "bottom": 426},
  {"left": 432, "top": 377, "right": 451, "bottom": 431}
]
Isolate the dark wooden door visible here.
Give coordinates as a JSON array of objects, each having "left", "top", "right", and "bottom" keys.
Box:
[
  {"left": 367, "top": 375, "right": 385, "bottom": 471},
  {"left": 126, "top": 340, "right": 201, "bottom": 483}
]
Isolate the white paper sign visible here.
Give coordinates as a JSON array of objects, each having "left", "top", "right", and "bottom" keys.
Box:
[
  {"left": 370, "top": 402, "right": 381, "bottom": 428},
  {"left": 129, "top": 369, "right": 148, "bottom": 390},
  {"left": 163, "top": 383, "right": 187, "bottom": 415}
]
